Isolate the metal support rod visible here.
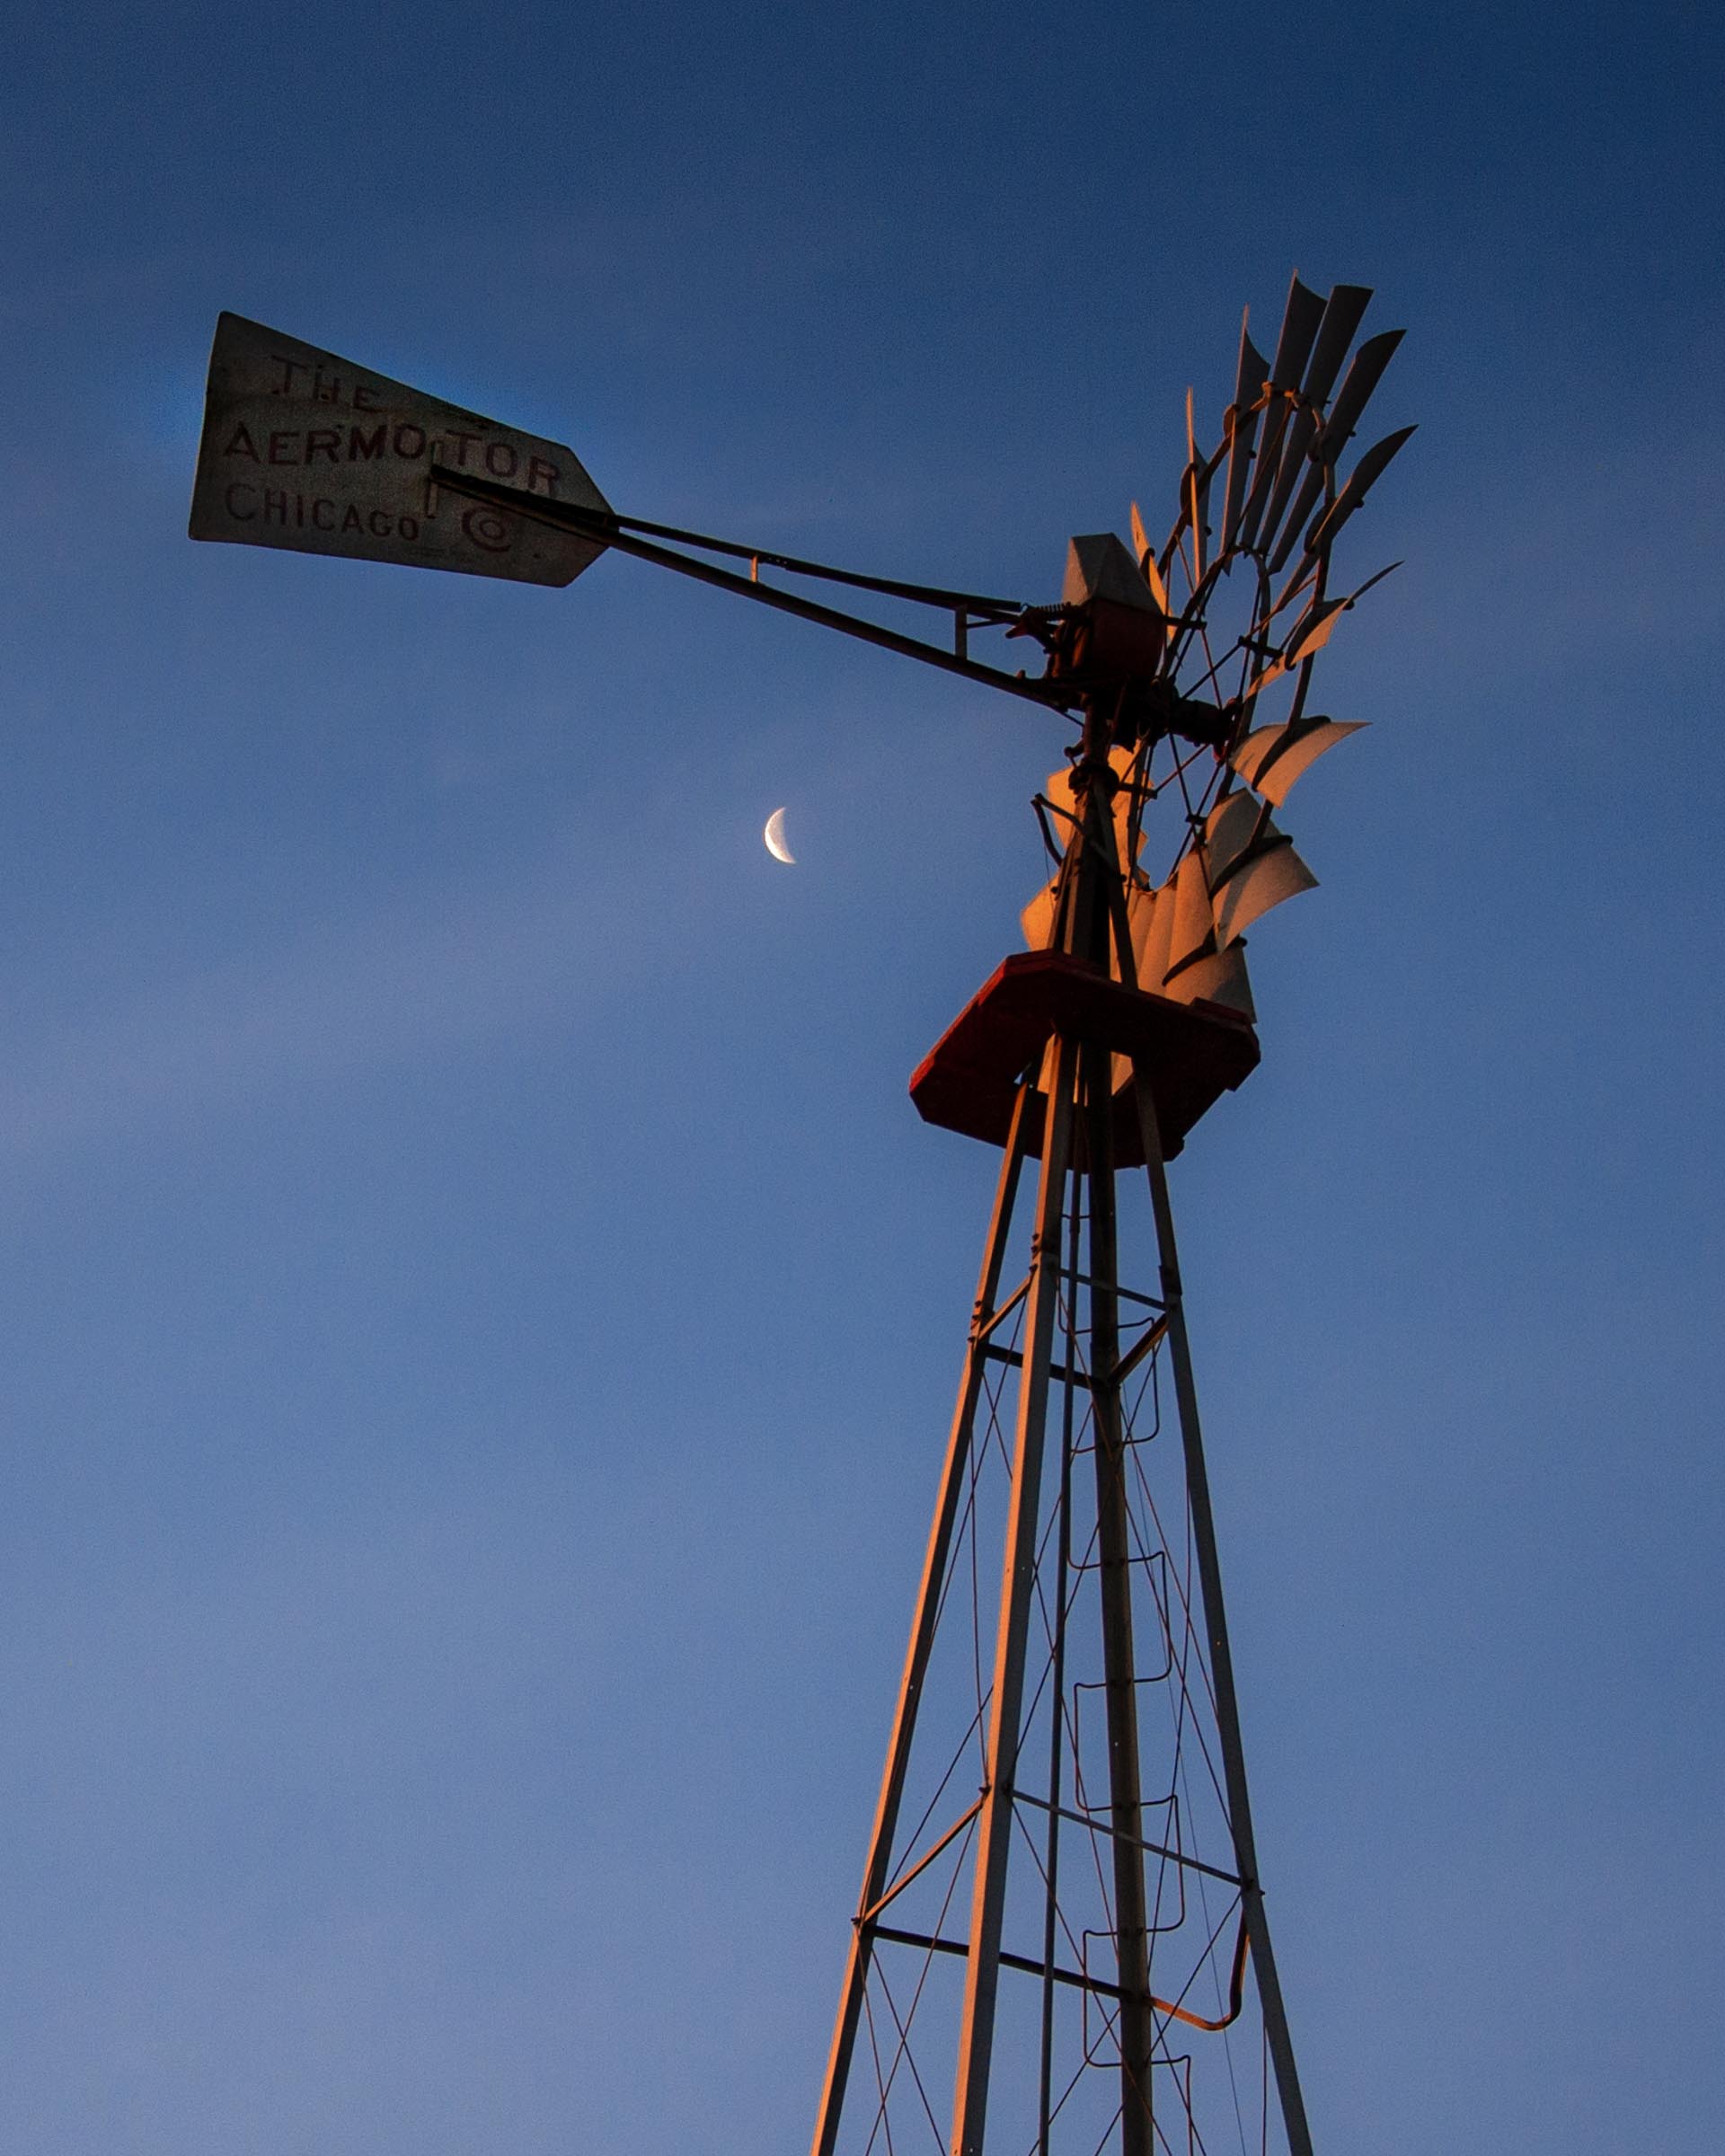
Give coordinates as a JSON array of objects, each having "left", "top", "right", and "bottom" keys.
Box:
[
  {"left": 1036, "top": 1181, "right": 1084, "bottom": 2155},
  {"left": 1012, "top": 1790, "right": 1244, "bottom": 1889},
  {"left": 1084, "top": 1044, "right": 1155, "bottom": 2156},
  {"left": 949, "top": 1038, "right": 1079, "bottom": 2156},
  {"left": 602, "top": 510, "right": 1028, "bottom": 619},
  {"left": 809, "top": 1090, "right": 1036, "bottom": 2156},
  {"left": 1129, "top": 1067, "right": 1316, "bottom": 2156},
  {"left": 429, "top": 468, "right": 1073, "bottom": 716}
]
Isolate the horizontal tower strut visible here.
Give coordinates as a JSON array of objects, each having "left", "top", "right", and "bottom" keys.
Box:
[{"left": 868, "top": 1919, "right": 1251, "bottom": 2034}]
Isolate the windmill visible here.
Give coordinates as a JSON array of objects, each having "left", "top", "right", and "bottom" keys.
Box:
[{"left": 189, "top": 272, "right": 1410, "bottom": 2156}]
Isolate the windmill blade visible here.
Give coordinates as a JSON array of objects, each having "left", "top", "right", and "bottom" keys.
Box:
[
  {"left": 1237, "top": 277, "right": 1325, "bottom": 552},
  {"left": 1219, "top": 316, "right": 1269, "bottom": 554},
  {"left": 1204, "top": 788, "right": 1271, "bottom": 883},
  {"left": 1269, "top": 327, "right": 1404, "bottom": 573},
  {"left": 1183, "top": 386, "right": 1211, "bottom": 584},
  {"left": 1267, "top": 456, "right": 1331, "bottom": 575},
  {"left": 1129, "top": 502, "right": 1171, "bottom": 614},
  {"left": 1254, "top": 286, "right": 1375, "bottom": 563},
  {"left": 1269, "top": 273, "right": 1328, "bottom": 393},
  {"left": 1233, "top": 718, "right": 1367, "bottom": 804},
  {"left": 1021, "top": 879, "right": 1057, "bottom": 950},
  {"left": 1129, "top": 877, "right": 1175, "bottom": 993},
  {"left": 1301, "top": 284, "right": 1375, "bottom": 410},
  {"left": 1253, "top": 404, "right": 1320, "bottom": 566},
  {"left": 1305, "top": 426, "right": 1415, "bottom": 556},
  {"left": 1211, "top": 835, "right": 1318, "bottom": 944},
  {"left": 1109, "top": 742, "right": 1147, "bottom": 870},
  {"left": 1253, "top": 557, "right": 1401, "bottom": 694},
  {"left": 1247, "top": 595, "right": 1347, "bottom": 694},
  {"left": 1312, "top": 328, "right": 1404, "bottom": 469},
  {"left": 1268, "top": 550, "right": 1323, "bottom": 629},
  {"left": 1161, "top": 941, "right": 1256, "bottom": 1019},
  {"left": 1168, "top": 847, "right": 1217, "bottom": 974}
]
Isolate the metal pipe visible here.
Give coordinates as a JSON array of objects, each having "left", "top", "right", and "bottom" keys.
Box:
[
  {"left": 1011, "top": 1790, "right": 1243, "bottom": 1888},
  {"left": 809, "top": 1091, "right": 1035, "bottom": 2156},
  {"left": 429, "top": 469, "right": 1074, "bottom": 716},
  {"left": 1128, "top": 1067, "right": 1316, "bottom": 2156},
  {"left": 950, "top": 1039, "right": 1078, "bottom": 2156},
  {"left": 1037, "top": 1180, "right": 1084, "bottom": 2155}
]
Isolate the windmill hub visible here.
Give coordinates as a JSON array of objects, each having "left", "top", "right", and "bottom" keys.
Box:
[{"left": 1036, "top": 530, "right": 1232, "bottom": 751}]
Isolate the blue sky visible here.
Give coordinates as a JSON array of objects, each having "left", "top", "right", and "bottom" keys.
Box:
[{"left": 1, "top": 3, "right": 1721, "bottom": 2152}]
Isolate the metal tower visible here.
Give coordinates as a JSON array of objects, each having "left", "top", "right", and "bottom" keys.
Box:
[
  {"left": 809, "top": 717, "right": 1308, "bottom": 2156},
  {"left": 190, "top": 273, "right": 1410, "bottom": 2156}
]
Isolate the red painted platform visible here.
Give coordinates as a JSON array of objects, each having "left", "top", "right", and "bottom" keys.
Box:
[{"left": 908, "top": 949, "right": 1260, "bottom": 1164}]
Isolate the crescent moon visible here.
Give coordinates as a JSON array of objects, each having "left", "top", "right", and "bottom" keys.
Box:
[{"left": 764, "top": 807, "right": 796, "bottom": 864}]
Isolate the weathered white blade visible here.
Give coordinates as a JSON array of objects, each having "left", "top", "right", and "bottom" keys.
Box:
[
  {"left": 1184, "top": 386, "right": 1210, "bottom": 583},
  {"left": 1129, "top": 502, "right": 1171, "bottom": 614},
  {"left": 1110, "top": 743, "right": 1146, "bottom": 868},
  {"left": 1129, "top": 878, "right": 1175, "bottom": 992},
  {"left": 1267, "top": 459, "right": 1329, "bottom": 575},
  {"left": 1160, "top": 941, "right": 1255, "bottom": 1020},
  {"left": 1313, "top": 329, "right": 1404, "bottom": 466},
  {"left": 1219, "top": 317, "right": 1269, "bottom": 553},
  {"left": 190, "top": 313, "right": 610, "bottom": 587},
  {"left": 1204, "top": 789, "right": 1270, "bottom": 883},
  {"left": 1256, "top": 721, "right": 1366, "bottom": 806},
  {"left": 1258, "top": 283, "right": 1372, "bottom": 561},
  {"left": 1254, "top": 404, "right": 1319, "bottom": 563},
  {"left": 1231, "top": 727, "right": 1288, "bottom": 791},
  {"left": 1043, "top": 767, "right": 1079, "bottom": 850},
  {"left": 1290, "top": 590, "right": 1350, "bottom": 659},
  {"left": 1269, "top": 274, "right": 1327, "bottom": 392},
  {"left": 1268, "top": 325, "right": 1403, "bottom": 573},
  {"left": 1301, "top": 284, "right": 1374, "bottom": 409},
  {"left": 1305, "top": 427, "right": 1416, "bottom": 556},
  {"left": 1233, "top": 719, "right": 1367, "bottom": 804},
  {"left": 1022, "top": 879, "right": 1058, "bottom": 950},
  {"left": 1167, "top": 847, "right": 1217, "bottom": 973},
  {"left": 1268, "top": 553, "right": 1322, "bottom": 630},
  {"left": 1238, "top": 277, "right": 1325, "bottom": 551},
  {"left": 1211, "top": 838, "right": 1318, "bottom": 943},
  {"left": 1246, "top": 595, "right": 1348, "bottom": 694}
]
